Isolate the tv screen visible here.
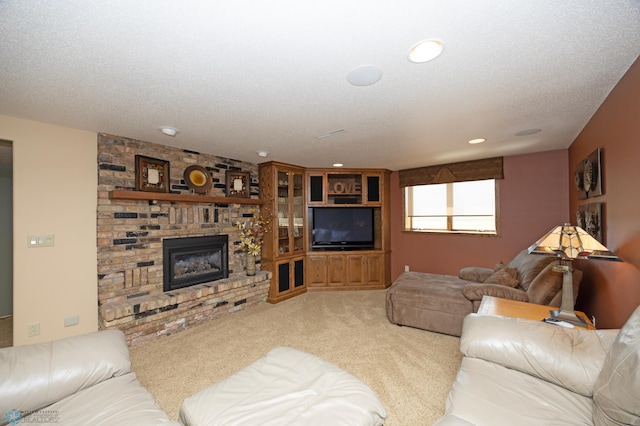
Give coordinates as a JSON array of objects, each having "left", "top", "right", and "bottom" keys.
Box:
[{"left": 312, "top": 207, "right": 374, "bottom": 249}]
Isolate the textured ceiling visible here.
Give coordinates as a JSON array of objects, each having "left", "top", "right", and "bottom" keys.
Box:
[{"left": 1, "top": 1, "right": 639, "bottom": 170}]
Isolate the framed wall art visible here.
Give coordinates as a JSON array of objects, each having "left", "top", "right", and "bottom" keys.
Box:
[
  {"left": 576, "top": 202, "right": 603, "bottom": 243},
  {"left": 575, "top": 148, "right": 603, "bottom": 199},
  {"left": 225, "top": 170, "right": 250, "bottom": 198},
  {"left": 135, "top": 155, "right": 170, "bottom": 193}
]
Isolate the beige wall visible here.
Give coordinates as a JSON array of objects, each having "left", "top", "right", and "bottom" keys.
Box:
[
  {"left": 1, "top": 115, "right": 98, "bottom": 345},
  {"left": 569, "top": 57, "right": 640, "bottom": 329}
]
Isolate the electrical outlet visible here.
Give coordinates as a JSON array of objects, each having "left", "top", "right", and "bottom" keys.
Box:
[
  {"left": 592, "top": 316, "right": 596, "bottom": 328},
  {"left": 28, "top": 322, "right": 40, "bottom": 337},
  {"left": 404, "top": 265, "right": 410, "bottom": 272},
  {"left": 64, "top": 315, "right": 79, "bottom": 327}
]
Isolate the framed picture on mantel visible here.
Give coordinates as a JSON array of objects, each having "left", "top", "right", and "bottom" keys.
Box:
[
  {"left": 135, "top": 155, "right": 170, "bottom": 193},
  {"left": 225, "top": 170, "right": 250, "bottom": 198}
]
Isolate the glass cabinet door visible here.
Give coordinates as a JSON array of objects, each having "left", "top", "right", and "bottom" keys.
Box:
[
  {"left": 275, "top": 168, "right": 305, "bottom": 257},
  {"left": 277, "top": 171, "right": 290, "bottom": 255},
  {"left": 292, "top": 172, "right": 304, "bottom": 253}
]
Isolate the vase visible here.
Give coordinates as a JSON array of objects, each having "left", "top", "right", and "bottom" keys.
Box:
[{"left": 246, "top": 254, "right": 256, "bottom": 276}]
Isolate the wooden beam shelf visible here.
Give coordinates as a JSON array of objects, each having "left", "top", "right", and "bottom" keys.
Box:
[{"left": 109, "top": 189, "right": 263, "bottom": 205}]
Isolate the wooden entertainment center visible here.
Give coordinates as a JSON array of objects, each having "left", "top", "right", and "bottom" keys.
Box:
[{"left": 259, "top": 162, "right": 391, "bottom": 303}]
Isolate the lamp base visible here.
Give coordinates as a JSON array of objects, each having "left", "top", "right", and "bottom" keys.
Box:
[{"left": 548, "top": 308, "right": 587, "bottom": 327}]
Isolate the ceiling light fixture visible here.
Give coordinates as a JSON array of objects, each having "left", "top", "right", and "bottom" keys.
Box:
[
  {"left": 468, "top": 138, "right": 486, "bottom": 144},
  {"left": 333, "top": 163, "right": 344, "bottom": 168},
  {"left": 409, "top": 39, "right": 444, "bottom": 63},
  {"left": 256, "top": 151, "right": 269, "bottom": 158},
  {"left": 159, "top": 126, "right": 179, "bottom": 137},
  {"left": 347, "top": 65, "right": 383, "bottom": 86}
]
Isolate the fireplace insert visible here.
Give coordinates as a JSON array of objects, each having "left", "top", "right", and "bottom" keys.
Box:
[{"left": 163, "top": 235, "right": 229, "bottom": 292}]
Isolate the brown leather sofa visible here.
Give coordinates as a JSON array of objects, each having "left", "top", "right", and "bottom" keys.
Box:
[
  {"left": 0, "top": 330, "right": 179, "bottom": 426},
  {"left": 385, "top": 250, "right": 582, "bottom": 336},
  {"left": 434, "top": 306, "right": 640, "bottom": 425}
]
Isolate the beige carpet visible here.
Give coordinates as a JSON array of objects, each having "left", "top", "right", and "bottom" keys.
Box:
[{"left": 130, "top": 290, "right": 462, "bottom": 425}]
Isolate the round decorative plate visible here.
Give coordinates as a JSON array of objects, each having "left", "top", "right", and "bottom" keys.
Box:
[{"left": 184, "top": 165, "right": 212, "bottom": 193}]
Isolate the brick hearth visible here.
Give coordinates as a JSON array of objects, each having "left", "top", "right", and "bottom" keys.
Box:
[
  {"left": 99, "top": 272, "right": 270, "bottom": 346},
  {"left": 97, "top": 134, "right": 269, "bottom": 346}
]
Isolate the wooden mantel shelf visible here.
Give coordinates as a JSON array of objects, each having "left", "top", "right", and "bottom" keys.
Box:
[{"left": 109, "top": 189, "right": 263, "bottom": 205}]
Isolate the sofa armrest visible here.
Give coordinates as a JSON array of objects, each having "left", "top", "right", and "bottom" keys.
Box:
[
  {"left": 459, "top": 314, "right": 617, "bottom": 396},
  {"left": 0, "top": 330, "right": 131, "bottom": 416},
  {"left": 458, "top": 267, "right": 494, "bottom": 282},
  {"left": 462, "top": 283, "right": 528, "bottom": 302}
]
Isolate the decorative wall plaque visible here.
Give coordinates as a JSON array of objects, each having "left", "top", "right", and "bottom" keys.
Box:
[
  {"left": 135, "top": 155, "right": 170, "bottom": 193},
  {"left": 225, "top": 170, "right": 250, "bottom": 198}
]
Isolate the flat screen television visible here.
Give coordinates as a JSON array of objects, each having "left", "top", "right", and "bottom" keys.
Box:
[{"left": 312, "top": 207, "right": 374, "bottom": 250}]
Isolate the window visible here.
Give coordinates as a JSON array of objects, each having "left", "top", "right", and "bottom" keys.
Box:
[{"left": 403, "top": 179, "right": 497, "bottom": 235}]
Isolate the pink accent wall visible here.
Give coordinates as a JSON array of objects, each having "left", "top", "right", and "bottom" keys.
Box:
[
  {"left": 390, "top": 149, "right": 570, "bottom": 279},
  {"left": 569, "top": 57, "right": 640, "bottom": 329}
]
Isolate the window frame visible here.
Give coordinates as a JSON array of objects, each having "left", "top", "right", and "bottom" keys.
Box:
[{"left": 402, "top": 179, "right": 501, "bottom": 236}]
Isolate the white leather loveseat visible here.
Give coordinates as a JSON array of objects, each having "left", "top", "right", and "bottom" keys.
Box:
[
  {"left": 435, "top": 306, "right": 640, "bottom": 426},
  {"left": 0, "top": 330, "right": 179, "bottom": 426}
]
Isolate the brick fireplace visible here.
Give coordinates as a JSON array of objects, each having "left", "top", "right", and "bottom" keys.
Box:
[{"left": 97, "top": 134, "right": 271, "bottom": 346}]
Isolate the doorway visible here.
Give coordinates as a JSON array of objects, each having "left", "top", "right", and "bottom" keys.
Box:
[{"left": 0, "top": 139, "right": 13, "bottom": 347}]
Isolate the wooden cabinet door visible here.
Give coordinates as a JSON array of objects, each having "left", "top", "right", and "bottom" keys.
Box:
[
  {"left": 364, "top": 173, "right": 382, "bottom": 205},
  {"left": 365, "top": 253, "right": 384, "bottom": 286},
  {"left": 306, "top": 255, "right": 327, "bottom": 287},
  {"left": 346, "top": 254, "right": 365, "bottom": 285},
  {"left": 293, "top": 258, "right": 305, "bottom": 289},
  {"left": 326, "top": 255, "right": 346, "bottom": 286}
]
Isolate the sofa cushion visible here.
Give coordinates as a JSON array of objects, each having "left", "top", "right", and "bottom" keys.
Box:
[
  {"left": 386, "top": 271, "right": 473, "bottom": 336},
  {"left": 439, "top": 357, "right": 594, "bottom": 426},
  {"left": 593, "top": 306, "right": 640, "bottom": 426},
  {"left": 0, "top": 330, "right": 132, "bottom": 418},
  {"left": 508, "top": 250, "right": 556, "bottom": 291},
  {"left": 462, "top": 283, "right": 528, "bottom": 303},
  {"left": 44, "top": 373, "right": 178, "bottom": 426},
  {"left": 460, "top": 314, "right": 615, "bottom": 397},
  {"left": 458, "top": 266, "right": 494, "bottom": 282},
  {"left": 484, "top": 267, "right": 519, "bottom": 287}
]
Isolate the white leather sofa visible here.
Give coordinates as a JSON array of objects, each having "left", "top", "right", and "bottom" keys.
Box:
[
  {"left": 0, "top": 330, "right": 179, "bottom": 426},
  {"left": 434, "top": 306, "right": 640, "bottom": 426}
]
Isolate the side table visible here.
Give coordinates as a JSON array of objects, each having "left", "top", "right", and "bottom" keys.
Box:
[{"left": 477, "top": 296, "right": 595, "bottom": 330}]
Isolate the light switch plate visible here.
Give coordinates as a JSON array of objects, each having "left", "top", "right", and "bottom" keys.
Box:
[{"left": 28, "top": 234, "right": 54, "bottom": 247}]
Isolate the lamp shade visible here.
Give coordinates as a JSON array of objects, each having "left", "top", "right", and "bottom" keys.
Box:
[{"left": 527, "top": 223, "right": 621, "bottom": 261}]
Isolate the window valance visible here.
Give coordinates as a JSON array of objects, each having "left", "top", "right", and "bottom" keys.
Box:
[{"left": 399, "top": 156, "right": 504, "bottom": 187}]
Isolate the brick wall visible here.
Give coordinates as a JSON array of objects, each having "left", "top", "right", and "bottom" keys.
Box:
[{"left": 97, "top": 134, "right": 270, "bottom": 346}]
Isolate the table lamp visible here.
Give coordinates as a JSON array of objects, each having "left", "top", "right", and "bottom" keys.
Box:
[{"left": 527, "top": 223, "right": 621, "bottom": 326}]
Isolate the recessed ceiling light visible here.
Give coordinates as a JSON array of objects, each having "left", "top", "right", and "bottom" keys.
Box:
[
  {"left": 409, "top": 39, "right": 444, "bottom": 63},
  {"left": 256, "top": 151, "right": 269, "bottom": 158},
  {"left": 468, "top": 138, "right": 486, "bottom": 144},
  {"left": 347, "top": 65, "right": 383, "bottom": 86},
  {"left": 159, "top": 126, "right": 179, "bottom": 136},
  {"left": 333, "top": 163, "right": 344, "bottom": 168},
  {"left": 515, "top": 128, "right": 542, "bottom": 136}
]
